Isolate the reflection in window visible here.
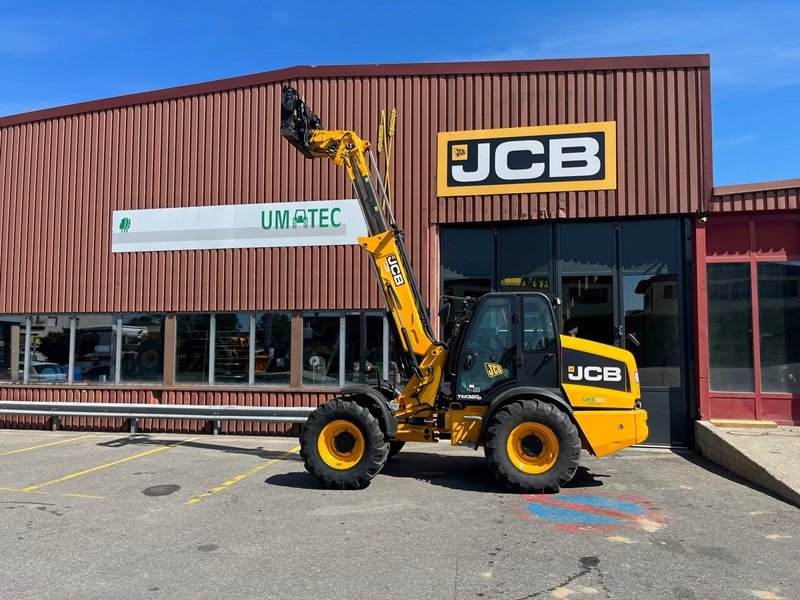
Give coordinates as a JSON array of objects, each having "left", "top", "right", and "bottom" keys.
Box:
[
  {"left": 522, "top": 296, "right": 556, "bottom": 352},
  {"left": 255, "top": 313, "right": 291, "bottom": 386},
  {"left": 214, "top": 313, "right": 251, "bottom": 385},
  {"left": 458, "top": 296, "right": 516, "bottom": 396},
  {"left": 120, "top": 314, "right": 164, "bottom": 384},
  {"left": 345, "top": 314, "right": 383, "bottom": 385},
  {"left": 757, "top": 262, "right": 800, "bottom": 394},
  {"left": 0, "top": 317, "right": 24, "bottom": 381},
  {"left": 498, "top": 225, "right": 551, "bottom": 293},
  {"left": 623, "top": 274, "right": 680, "bottom": 387},
  {"left": 303, "top": 316, "right": 341, "bottom": 386},
  {"left": 561, "top": 275, "right": 615, "bottom": 345},
  {"left": 441, "top": 228, "right": 492, "bottom": 298},
  {"left": 176, "top": 314, "right": 211, "bottom": 384},
  {"left": 73, "top": 315, "right": 115, "bottom": 383},
  {"left": 559, "top": 222, "right": 614, "bottom": 274},
  {"left": 708, "top": 263, "right": 754, "bottom": 392}
]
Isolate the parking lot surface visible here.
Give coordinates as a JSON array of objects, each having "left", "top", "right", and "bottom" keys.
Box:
[{"left": 0, "top": 430, "right": 798, "bottom": 600}]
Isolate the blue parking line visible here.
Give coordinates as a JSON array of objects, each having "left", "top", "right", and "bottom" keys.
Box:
[{"left": 555, "top": 495, "right": 647, "bottom": 515}]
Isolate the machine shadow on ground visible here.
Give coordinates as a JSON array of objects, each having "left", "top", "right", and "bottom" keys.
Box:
[
  {"left": 95, "top": 434, "right": 304, "bottom": 461},
  {"left": 265, "top": 450, "right": 609, "bottom": 494}
]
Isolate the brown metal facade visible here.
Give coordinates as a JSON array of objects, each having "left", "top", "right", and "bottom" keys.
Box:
[
  {"left": 0, "top": 54, "right": 712, "bottom": 431},
  {"left": 710, "top": 179, "right": 800, "bottom": 213}
]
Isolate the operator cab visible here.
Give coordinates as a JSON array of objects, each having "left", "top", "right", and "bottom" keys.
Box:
[{"left": 446, "top": 293, "right": 560, "bottom": 404}]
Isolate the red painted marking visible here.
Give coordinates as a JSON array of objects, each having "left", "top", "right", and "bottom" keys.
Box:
[{"left": 523, "top": 495, "right": 643, "bottom": 522}]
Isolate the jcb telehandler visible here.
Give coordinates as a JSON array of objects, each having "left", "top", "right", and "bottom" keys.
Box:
[{"left": 280, "top": 86, "right": 648, "bottom": 493}]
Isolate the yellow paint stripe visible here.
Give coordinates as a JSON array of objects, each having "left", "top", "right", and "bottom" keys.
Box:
[
  {"left": 22, "top": 436, "right": 199, "bottom": 491},
  {"left": 187, "top": 445, "right": 300, "bottom": 505},
  {"left": 0, "top": 434, "right": 96, "bottom": 457},
  {"left": 0, "top": 486, "right": 106, "bottom": 500}
]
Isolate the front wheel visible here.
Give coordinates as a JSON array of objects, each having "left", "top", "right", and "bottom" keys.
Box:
[
  {"left": 300, "top": 399, "right": 389, "bottom": 489},
  {"left": 485, "top": 400, "right": 581, "bottom": 493}
]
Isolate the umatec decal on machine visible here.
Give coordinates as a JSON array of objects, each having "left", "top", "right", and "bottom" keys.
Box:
[{"left": 111, "top": 199, "right": 368, "bottom": 252}]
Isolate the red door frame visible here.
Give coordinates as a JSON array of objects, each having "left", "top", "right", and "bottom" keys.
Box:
[{"left": 695, "top": 212, "right": 800, "bottom": 424}]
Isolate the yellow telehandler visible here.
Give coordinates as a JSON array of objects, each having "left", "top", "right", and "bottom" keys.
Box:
[{"left": 280, "top": 86, "right": 648, "bottom": 492}]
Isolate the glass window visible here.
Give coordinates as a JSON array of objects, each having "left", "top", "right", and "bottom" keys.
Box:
[
  {"left": 213, "top": 313, "right": 251, "bottom": 385},
  {"left": 254, "top": 312, "right": 291, "bottom": 386},
  {"left": 621, "top": 220, "right": 679, "bottom": 273},
  {"left": 176, "top": 314, "right": 212, "bottom": 384},
  {"left": 757, "top": 262, "right": 800, "bottom": 394},
  {"left": 345, "top": 314, "right": 383, "bottom": 385},
  {"left": 561, "top": 275, "right": 615, "bottom": 345},
  {"left": 441, "top": 228, "right": 492, "bottom": 298},
  {"left": 707, "top": 263, "right": 754, "bottom": 392},
  {"left": 458, "top": 296, "right": 517, "bottom": 396},
  {"left": 73, "top": 315, "right": 115, "bottom": 384},
  {"left": 119, "top": 314, "right": 164, "bottom": 384},
  {"left": 522, "top": 296, "right": 557, "bottom": 352},
  {"left": 498, "top": 225, "right": 551, "bottom": 293},
  {"left": 0, "top": 316, "right": 24, "bottom": 382},
  {"left": 559, "top": 222, "right": 614, "bottom": 274},
  {"left": 303, "top": 315, "right": 341, "bottom": 386}
]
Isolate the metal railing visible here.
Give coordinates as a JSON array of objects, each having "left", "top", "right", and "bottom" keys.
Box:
[{"left": 0, "top": 401, "right": 313, "bottom": 434}]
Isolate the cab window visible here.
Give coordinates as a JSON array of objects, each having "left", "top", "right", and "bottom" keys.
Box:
[{"left": 522, "top": 295, "right": 557, "bottom": 352}]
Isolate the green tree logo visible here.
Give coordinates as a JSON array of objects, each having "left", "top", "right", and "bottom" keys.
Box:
[{"left": 119, "top": 217, "right": 131, "bottom": 233}]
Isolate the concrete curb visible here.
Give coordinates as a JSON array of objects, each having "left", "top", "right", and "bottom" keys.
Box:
[{"left": 695, "top": 420, "right": 800, "bottom": 507}]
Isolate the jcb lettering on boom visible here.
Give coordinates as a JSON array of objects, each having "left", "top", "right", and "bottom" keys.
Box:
[{"left": 385, "top": 255, "right": 405, "bottom": 286}]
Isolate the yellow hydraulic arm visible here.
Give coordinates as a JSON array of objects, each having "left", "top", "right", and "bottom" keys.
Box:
[{"left": 280, "top": 86, "right": 446, "bottom": 429}]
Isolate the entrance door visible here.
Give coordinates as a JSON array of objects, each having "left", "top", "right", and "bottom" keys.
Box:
[{"left": 557, "top": 220, "right": 688, "bottom": 446}]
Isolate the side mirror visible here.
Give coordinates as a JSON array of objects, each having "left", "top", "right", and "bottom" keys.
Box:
[{"left": 551, "top": 296, "right": 562, "bottom": 307}]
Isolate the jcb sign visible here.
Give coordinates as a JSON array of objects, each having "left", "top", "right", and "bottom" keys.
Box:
[{"left": 437, "top": 122, "right": 616, "bottom": 196}]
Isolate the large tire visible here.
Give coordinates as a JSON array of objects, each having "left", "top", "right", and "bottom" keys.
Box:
[
  {"left": 485, "top": 400, "right": 581, "bottom": 493},
  {"left": 387, "top": 440, "right": 405, "bottom": 459},
  {"left": 300, "top": 399, "right": 389, "bottom": 489}
]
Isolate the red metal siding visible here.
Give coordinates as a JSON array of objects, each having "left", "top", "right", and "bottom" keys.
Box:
[{"left": 711, "top": 179, "right": 800, "bottom": 213}]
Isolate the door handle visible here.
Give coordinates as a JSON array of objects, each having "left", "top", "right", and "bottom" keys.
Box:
[
  {"left": 463, "top": 354, "right": 474, "bottom": 370},
  {"left": 626, "top": 332, "right": 641, "bottom": 347}
]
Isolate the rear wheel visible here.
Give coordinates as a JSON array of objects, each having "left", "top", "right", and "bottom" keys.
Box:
[
  {"left": 485, "top": 400, "right": 580, "bottom": 493},
  {"left": 300, "top": 399, "right": 389, "bottom": 489}
]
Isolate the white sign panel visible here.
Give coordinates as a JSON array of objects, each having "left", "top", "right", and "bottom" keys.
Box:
[{"left": 112, "top": 200, "right": 368, "bottom": 253}]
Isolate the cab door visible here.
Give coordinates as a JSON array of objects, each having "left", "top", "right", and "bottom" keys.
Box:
[
  {"left": 455, "top": 295, "right": 517, "bottom": 400},
  {"left": 519, "top": 294, "right": 559, "bottom": 389}
]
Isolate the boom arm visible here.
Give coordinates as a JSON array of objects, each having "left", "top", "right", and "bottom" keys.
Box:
[{"left": 280, "top": 87, "right": 443, "bottom": 405}]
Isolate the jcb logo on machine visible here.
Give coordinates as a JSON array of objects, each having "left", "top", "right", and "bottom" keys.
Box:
[
  {"left": 385, "top": 255, "right": 405, "bottom": 286},
  {"left": 437, "top": 122, "right": 616, "bottom": 197},
  {"left": 485, "top": 362, "right": 504, "bottom": 378},
  {"left": 568, "top": 365, "right": 623, "bottom": 383}
]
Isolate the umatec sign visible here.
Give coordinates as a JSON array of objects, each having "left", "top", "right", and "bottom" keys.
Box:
[
  {"left": 112, "top": 200, "right": 367, "bottom": 253},
  {"left": 437, "top": 122, "right": 616, "bottom": 197}
]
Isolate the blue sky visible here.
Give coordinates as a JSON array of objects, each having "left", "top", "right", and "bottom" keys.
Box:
[{"left": 1, "top": 1, "right": 798, "bottom": 186}]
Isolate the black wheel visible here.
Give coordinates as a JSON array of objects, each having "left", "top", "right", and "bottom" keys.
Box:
[
  {"left": 387, "top": 440, "right": 405, "bottom": 459},
  {"left": 484, "top": 400, "right": 581, "bottom": 493},
  {"left": 299, "top": 399, "right": 389, "bottom": 489}
]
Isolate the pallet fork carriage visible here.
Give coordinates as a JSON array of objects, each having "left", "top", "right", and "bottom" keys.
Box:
[{"left": 280, "top": 86, "right": 648, "bottom": 492}]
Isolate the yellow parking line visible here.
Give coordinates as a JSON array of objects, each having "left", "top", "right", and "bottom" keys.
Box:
[
  {"left": 0, "top": 486, "right": 106, "bottom": 500},
  {"left": 22, "top": 436, "right": 199, "bottom": 491},
  {"left": 187, "top": 445, "right": 301, "bottom": 505},
  {"left": 0, "top": 434, "right": 96, "bottom": 457}
]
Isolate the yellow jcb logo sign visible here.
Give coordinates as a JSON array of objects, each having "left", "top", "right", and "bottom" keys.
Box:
[{"left": 485, "top": 363, "right": 504, "bottom": 378}]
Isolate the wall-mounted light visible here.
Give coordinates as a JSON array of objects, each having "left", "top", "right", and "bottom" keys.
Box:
[{"left": 697, "top": 210, "right": 708, "bottom": 223}]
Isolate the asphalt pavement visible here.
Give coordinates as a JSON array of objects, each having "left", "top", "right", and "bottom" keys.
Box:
[{"left": 0, "top": 430, "right": 797, "bottom": 600}]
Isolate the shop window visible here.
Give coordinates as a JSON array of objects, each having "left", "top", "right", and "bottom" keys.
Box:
[
  {"left": 707, "top": 263, "right": 754, "bottom": 392},
  {"left": 561, "top": 275, "right": 615, "bottom": 345},
  {"left": 345, "top": 314, "right": 384, "bottom": 385},
  {"left": 441, "top": 228, "right": 492, "bottom": 298},
  {"left": 119, "top": 314, "right": 164, "bottom": 384},
  {"left": 302, "top": 315, "right": 341, "bottom": 386},
  {"left": 73, "top": 315, "right": 115, "bottom": 383},
  {"left": 0, "top": 317, "right": 25, "bottom": 382},
  {"left": 176, "top": 314, "right": 212, "bottom": 384},
  {"left": 559, "top": 222, "right": 614, "bottom": 274},
  {"left": 757, "top": 262, "right": 800, "bottom": 394},
  {"left": 497, "top": 225, "right": 551, "bottom": 293},
  {"left": 26, "top": 316, "right": 71, "bottom": 383},
  {"left": 254, "top": 312, "right": 291, "bottom": 386},
  {"left": 214, "top": 313, "right": 251, "bottom": 385}
]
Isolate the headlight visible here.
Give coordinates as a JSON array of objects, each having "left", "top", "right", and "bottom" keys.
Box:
[{"left": 634, "top": 370, "right": 640, "bottom": 384}]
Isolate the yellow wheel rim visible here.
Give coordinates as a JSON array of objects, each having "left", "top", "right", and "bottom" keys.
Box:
[
  {"left": 317, "top": 420, "right": 366, "bottom": 470},
  {"left": 506, "top": 422, "right": 559, "bottom": 474}
]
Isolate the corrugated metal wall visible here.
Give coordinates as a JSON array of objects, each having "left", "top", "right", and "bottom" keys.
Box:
[
  {"left": 711, "top": 180, "right": 800, "bottom": 213},
  {"left": 0, "top": 59, "right": 710, "bottom": 315}
]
